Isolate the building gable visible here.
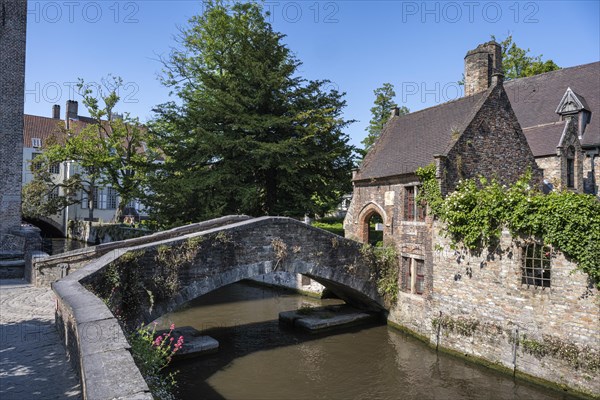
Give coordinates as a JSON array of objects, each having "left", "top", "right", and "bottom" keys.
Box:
[{"left": 439, "top": 82, "right": 542, "bottom": 194}]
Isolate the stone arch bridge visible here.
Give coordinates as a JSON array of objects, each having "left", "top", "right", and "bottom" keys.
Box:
[
  {"left": 80, "top": 216, "right": 387, "bottom": 326},
  {"left": 53, "top": 216, "right": 389, "bottom": 398}
]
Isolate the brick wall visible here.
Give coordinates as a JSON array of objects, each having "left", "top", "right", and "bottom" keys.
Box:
[
  {"left": 443, "top": 84, "right": 543, "bottom": 193},
  {"left": 0, "top": 0, "right": 27, "bottom": 236},
  {"left": 387, "top": 221, "right": 600, "bottom": 397}
]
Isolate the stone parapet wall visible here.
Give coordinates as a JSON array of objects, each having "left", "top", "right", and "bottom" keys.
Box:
[
  {"left": 33, "top": 215, "right": 251, "bottom": 286},
  {"left": 53, "top": 250, "right": 152, "bottom": 400}
]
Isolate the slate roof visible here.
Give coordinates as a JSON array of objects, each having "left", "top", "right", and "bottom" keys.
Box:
[
  {"left": 355, "top": 61, "right": 600, "bottom": 182},
  {"left": 505, "top": 62, "right": 600, "bottom": 148},
  {"left": 522, "top": 122, "right": 566, "bottom": 157},
  {"left": 355, "top": 91, "right": 488, "bottom": 181}
]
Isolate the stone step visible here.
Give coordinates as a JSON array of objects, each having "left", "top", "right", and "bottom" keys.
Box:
[
  {"left": 0, "top": 251, "right": 24, "bottom": 260},
  {"left": 0, "top": 260, "right": 25, "bottom": 279},
  {"left": 0, "top": 259, "right": 25, "bottom": 268}
]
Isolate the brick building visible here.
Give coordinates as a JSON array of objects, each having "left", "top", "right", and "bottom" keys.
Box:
[
  {"left": 0, "top": 0, "right": 27, "bottom": 238},
  {"left": 344, "top": 42, "right": 599, "bottom": 396}
]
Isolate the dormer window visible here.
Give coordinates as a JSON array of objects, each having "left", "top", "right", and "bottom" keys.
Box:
[
  {"left": 555, "top": 88, "right": 592, "bottom": 139},
  {"left": 32, "top": 138, "right": 42, "bottom": 148}
]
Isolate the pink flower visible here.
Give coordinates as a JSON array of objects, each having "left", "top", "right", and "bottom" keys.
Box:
[{"left": 170, "top": 323, "right": 175, "bottom": 331}]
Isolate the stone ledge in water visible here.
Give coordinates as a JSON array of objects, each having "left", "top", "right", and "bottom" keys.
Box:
[
  {"left": 156, "top": 326, "right": 219, "bottom": 359},
  {"left": 279, "top": 304, "right": 377, "bottom": 333}
]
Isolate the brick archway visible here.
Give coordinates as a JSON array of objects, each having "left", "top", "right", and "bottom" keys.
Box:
[{"left": 357, "top": 202, "right": 386, "bottom": 244}]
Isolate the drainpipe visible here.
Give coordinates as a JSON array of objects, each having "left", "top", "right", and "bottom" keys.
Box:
[
  {"left": 63, "top": 161, "right": 70, "bottom": 237},
  {"left": 512, "top": 328, "right": 519, "bottom": 377},
  {"left": 589, "top": 149, "right": 598, "bottom": 195}
]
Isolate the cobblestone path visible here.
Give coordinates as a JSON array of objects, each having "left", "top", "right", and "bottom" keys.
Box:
[{"left": 0, "top": 279, "right": 81, "bottom": 399}]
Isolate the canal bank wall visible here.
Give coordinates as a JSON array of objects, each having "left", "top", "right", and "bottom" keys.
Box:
[{"left": 386, "top": 223, "right": 599, "bottom": 398}]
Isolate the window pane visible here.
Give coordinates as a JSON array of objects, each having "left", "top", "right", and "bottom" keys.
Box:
[
  {"left": 416, "top": 275, "right": 424, "bottom": 294},
  {"left": 521, "top": 243, "right": 551, "bottom": 288},
  {"left": 404, "top": 187, "right": 415, "bottom": 221}
]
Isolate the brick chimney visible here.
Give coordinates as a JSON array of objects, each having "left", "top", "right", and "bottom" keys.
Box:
[
  {"left": 65, "top": 100, "right": 78, "bottom": 120},
  {"left": 65, "top": 100, "right": 78, "bottom": 129},
  {"left": 464, "top": 41, "right": 503, "bottom": 96},
  {"left": 52, "top": 104, "right": 60, "bottom": 119}
]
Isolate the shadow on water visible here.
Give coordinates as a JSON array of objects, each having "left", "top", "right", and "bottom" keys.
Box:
[
  {"left": 168, "top": 318, "right": 383, "bottom": 400},
  {"left": 162, "top": 282, "right": 582, "bottom": 400}
]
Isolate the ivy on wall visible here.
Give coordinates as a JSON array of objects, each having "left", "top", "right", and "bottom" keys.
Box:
[
  {"left": 416, "top": 164, "right": 600, "bottom": 288},
  {"left": 361, "top": 244, "right": 399, "bottom": 304}
]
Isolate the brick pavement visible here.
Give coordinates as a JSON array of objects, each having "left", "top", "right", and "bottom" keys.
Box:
[{"left": 0, "top": 279, "right": 81, "bottom": 399}]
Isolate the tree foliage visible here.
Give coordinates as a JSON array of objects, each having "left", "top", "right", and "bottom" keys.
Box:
[
  {"left": 416, "top": 164, "right": 600, "bottom": 288},
  {"left": 361, "top": 83, "right": 408, "bottom": 154},
  {"left": 22, "top": 154, "right": 81, "bottom": 219},
  {"left": 493, "top": 34, "right": 560, "bottom": 80},
  {"left": 25, "top": 76, "right": 156, "bottom": 222},
  {"left": 147, "top": 1, "right": 355, "bottom": 226},
  {"left": 75, "top": 77, "right": 157, "bottom": 220}
]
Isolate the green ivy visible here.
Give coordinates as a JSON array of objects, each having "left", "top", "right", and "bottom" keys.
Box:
[
  {"left": 416, "top": 164, "right": 600, "bottom": 289},
  {"left": 361, "top": 244, "right": 399, "bottom": 304}
]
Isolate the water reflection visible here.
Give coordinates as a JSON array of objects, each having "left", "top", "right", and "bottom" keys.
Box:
[
  {"left": 41, "top": 237, "right": 88, "bottom": 255},
  {"left": 160, "top": 282, "right": 578, "bottom": 400}
]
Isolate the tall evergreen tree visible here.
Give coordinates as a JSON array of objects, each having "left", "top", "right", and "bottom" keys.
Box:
[
  {"left": 147, "top": 1, "right": 355, "bottom": 226},
  {"left": 361, "top": 83, "right": 408, "bottom": 154}
]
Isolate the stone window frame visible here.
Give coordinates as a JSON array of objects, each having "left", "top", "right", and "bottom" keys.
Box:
[
  {"left": 48, "top": 186, "right": 59, "bottom": 201},
  {"left": 49, "top": 162, "right": 60, "bottom": 175},
  {"left": 521, "top": 241, "right": 552, "bottom": 289},
  {"left": 106, "top": 187, "right": 118, "bottom": 210},
  {"left": 81, "top": 187, "right": 108, "bottom": 210},
  {"left": 31, "top": 152, "right": 44, "bottom": 172},
  {"left": 403, "top": 186, "right": 426, "bottom": 222},
  {"left": 401, "top": 254, "right": 425, "bottom": 295},
  {"left": 566, "top": 146, "right": 575, "bottom": 188}
]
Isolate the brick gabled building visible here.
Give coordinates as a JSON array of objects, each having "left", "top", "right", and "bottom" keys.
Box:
[{"left": 344, "top": 42, "right": 600, "bottom": 396}]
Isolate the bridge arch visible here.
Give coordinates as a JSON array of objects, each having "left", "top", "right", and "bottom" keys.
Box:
[
  {"left": 23, "top": 216, "right": 65, "bottom": 237},
  {"left": 82, "top": 217, "right": 388, "bottom": 327}
]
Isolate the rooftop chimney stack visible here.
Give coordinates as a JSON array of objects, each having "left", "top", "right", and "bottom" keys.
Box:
[
  {"left": 66, "top": 100, "right": 78, "bottom": 120},
  {"left": 391, "top": 106, "right": 400, "bottom": 118},
  {"left": 52, "top": 104, "right": 60, "bottom": 119},
  {"left": 464, "top": 41, "right": 503, "bottom": 96}
]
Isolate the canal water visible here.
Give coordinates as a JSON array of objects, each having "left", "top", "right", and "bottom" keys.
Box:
[
  {"left": 41, "top": 237, "right": 87, "bottom": 255},
  {"left": 158, "top": 282, "right": 578, "bottom": 400}
]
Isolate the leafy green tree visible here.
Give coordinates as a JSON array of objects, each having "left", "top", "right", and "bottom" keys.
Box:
[
  {"left": 76, "top": 77, "right": 157, "bottom": 220},
  {"left": 361, "top": 83, "right": 408, "bottom": 154},
  {"left": 493, "top": 34, "right": 560, "bottom": 80},
  {"left": 25, "top": 76, "right": 156, "bottom": 222},
  {"left": 21, "top": 152, "right": 82, "bottom": 219},
  {"left": 147, "top": 1, "right": 355, "bottom": 225}
]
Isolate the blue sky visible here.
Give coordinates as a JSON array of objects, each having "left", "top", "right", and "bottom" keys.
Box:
[{"left": 24, "top": 0, "right": 600, "bottom": 149}]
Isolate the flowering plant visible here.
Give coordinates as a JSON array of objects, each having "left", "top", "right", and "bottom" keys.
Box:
[{"left": 129, "top": 322, "right": 184, "bottom": 400}]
